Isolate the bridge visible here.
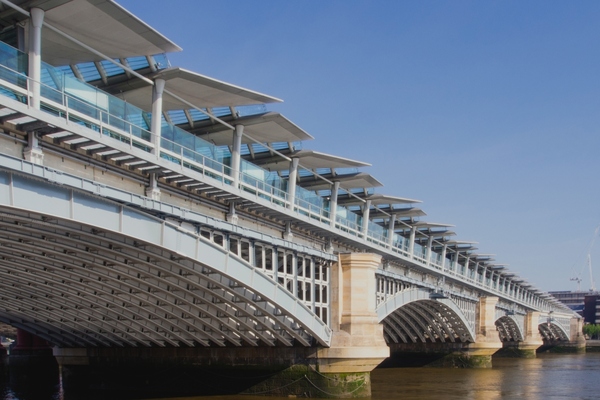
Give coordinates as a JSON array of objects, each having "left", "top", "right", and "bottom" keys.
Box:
[{"left": 0, "top": 0, "right": 583, "bottom": 397}]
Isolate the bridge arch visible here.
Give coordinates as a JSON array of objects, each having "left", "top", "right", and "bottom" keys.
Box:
[
  {"left": 376, "top": 288, "right": 475, "bottom": 344},
  {"left": 538, "top": 321, "right": 570, "bottom": 341},
  {"left": 495, "top": 316, "right": 524, "bottom": 342},
  {"left": 0, "top": 171, "right": 331, "bottom": 347}
]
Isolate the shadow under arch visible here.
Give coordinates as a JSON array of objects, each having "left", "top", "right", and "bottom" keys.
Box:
[
  {"left": 495, "top": 315, "right": 524, "bottom": 342},
  {"left": 0, "top": 170, "right": 331, "bottom": 348},
  {"left": 376, "top": 288, "right": 475, "bottom": 343},
  {"left": 538, "top": 321, "right": 570, "bottom": 341}
]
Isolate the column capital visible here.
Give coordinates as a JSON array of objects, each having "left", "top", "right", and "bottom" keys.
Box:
[{"left": 339, "top": 252, "right": 381, "bottom": 271}]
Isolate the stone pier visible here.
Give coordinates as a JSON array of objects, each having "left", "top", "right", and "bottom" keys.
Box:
[
  {"left": 496, "top": 311, "right": 544, "bottom": 358},
  {"left": 54, "top": 252, "right": 389, "bottom": 398}
]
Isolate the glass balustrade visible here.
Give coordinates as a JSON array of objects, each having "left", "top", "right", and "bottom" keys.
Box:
[{"left": 0, "top": 40, "right": 552, "bottom": 310}]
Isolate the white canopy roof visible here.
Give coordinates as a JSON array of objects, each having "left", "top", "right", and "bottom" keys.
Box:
[{"left": 2, "top": 0, "right": 181, "bottom": 65}]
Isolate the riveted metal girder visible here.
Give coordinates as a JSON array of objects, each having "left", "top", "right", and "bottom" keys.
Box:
[{"left": 0, "top": 171, "right": 331, "bottom": 348}]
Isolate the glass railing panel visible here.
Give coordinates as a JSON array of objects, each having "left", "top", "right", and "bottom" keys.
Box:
[
  {"left": 367, "top": 220, "right": 387, "bottom": 243},
  {"left": 335, "top": 205, "right": 362, "bottom": 235},
  {"left": 413, "top": 243, "right": 425, "bottom": 259},
  {"left": 0, "top": 41, "right": 27, "bottom": 90}
]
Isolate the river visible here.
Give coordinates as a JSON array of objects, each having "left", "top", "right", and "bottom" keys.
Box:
[{"left": 0, "top": 353, "right": 599, "bottom": 399}]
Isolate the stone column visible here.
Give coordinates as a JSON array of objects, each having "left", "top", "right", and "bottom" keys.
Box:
[
  {"left": 518, "top": 311, "right": 544, "bottom": 357},
  {"left": 315, "top": 252, "right": 389, "bottom": 396},
  {"left": 499, "top": 311, "right": 543, "bottom": 358},
  {"left": 462, "top": 296, "right": 502, "bottom": 367}
]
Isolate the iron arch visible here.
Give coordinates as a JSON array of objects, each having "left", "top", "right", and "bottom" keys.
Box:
[
  {"left": 0, "top": 171, "right": 331, "bottom": 348},
  {"left": 376, "top": 288, "right": 475, "bottom": 344},
  {"left": 495, "top": 316, "right": 524, "bottom": 342},
  {"left": 538, "top": 322, "right": 570, "bottom": 341}
]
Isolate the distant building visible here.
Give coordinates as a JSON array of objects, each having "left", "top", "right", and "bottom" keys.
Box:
[
  {"left": 550, "top": 290, "right": 600, "bottom": 323},
  {"left": 584, "top": 294, "right": 600, "bottom": 324}
]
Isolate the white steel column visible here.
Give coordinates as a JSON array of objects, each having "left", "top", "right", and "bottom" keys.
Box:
[
  {"left": 287, "top": 157, "right": 299, "bottom": 209},
  {"left": 387, "top": 214, "right": 396, "bottom": 247},
  {"left": 361, "top": 199, "right": 371, "bottom": 237},
  {"left": 28, "top": 7, "right": 44, "bottom": 110},
  {"left": 408, "top": 226, "right": 416, "bottom": 257},
  {"left": 426, "top": 235, "right": 434, "bottom": 266},
  {"left": 231, "top": 125, "right": 244, "bottom": 187},
  {"left": 329, "top": 181, "right": 340, "bottom": 227},
  {"left": 441, "top": 244, "right": 448, "bottom": 270},
  {"left": 150, "top": 78, "right": 166, "bottom": 155}
]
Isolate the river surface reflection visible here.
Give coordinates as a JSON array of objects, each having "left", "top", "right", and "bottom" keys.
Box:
[{"left": 0, "top": 352, "right": 599, "bottom": 399}]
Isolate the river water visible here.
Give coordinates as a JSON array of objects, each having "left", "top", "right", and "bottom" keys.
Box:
[{"left": 0, "top": 353, "right": 599, "bottom": 399}]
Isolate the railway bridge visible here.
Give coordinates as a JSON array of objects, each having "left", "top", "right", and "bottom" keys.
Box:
[{"left": 0, "top": 0, "right": 582, "bottom": 397}]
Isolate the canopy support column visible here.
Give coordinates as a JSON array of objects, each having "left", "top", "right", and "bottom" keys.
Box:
[
  {"left": 28, "top": 7, "right": 44, "bottom": 110},
  {"left": 150, "top": 78, "right": 166, "bottom": 155},
  {"left": 361, "top": 199, "right": 371, "bottom": 237},
  {"left": 329, "top": 181, "right": 340, "bottom": 228},
  {"left": 231, "top": 125, "right": 244, "bottom": 188},
  {"left": 426, "top": 235, "right": 434, "bottom": 266},
  {"left": 408, "top": 226, "right": 416, "bottom": 257},
  {"left": 441, "top": 244, "right": 448, "bottom": 270},
  {"left": 287, "top": 157, "right": 299, "bottom": 210},
  {"left": 387, "top": 214, "right": 396, "bottom": 247}
]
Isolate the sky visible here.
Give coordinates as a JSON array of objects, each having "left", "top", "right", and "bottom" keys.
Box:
[{"left": 118, "top": 0, "right": 600, "bottom": 292}]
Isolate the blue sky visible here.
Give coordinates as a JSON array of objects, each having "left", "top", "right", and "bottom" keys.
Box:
[{"left": 119, "top": 0, "right": 600, "bottom": 291}]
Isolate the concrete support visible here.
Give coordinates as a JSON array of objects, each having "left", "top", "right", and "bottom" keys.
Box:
[
  {"left": 314, "top": 252, "right": 389, "bottom": 396},
  {"left": 283, "top": 221, "right": 293, "bottom": 241},
  {"left": 28, "top": 8, "right": 44, "bottom": 110},
  {"left": 227, "top": 201, "right": 238, "bottom": 225},
  {"left": 23, "top": 132, "right": 43, "bottom": 165},
  {"left": 150, "top": 78, "right": 165, "bottom": 154},
  {"left": 463, "top": 296, "right": 503, "bottom": 366},
  {"left": 497, "top": 312, "right": 543, "bottom": 358},
  {"left": 145, "top": 173, "right": 160, "bottom": 200}
]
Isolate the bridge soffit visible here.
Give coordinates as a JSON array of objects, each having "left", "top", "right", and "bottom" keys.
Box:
[
  {"left": 494, "top": 315, "right": 525, "bottom": 342},
  {"left": 537, "top": 313, "right": 572, "bottom": 341},
  {"left": 376, "top": 288, "right": 476, "bottom": 343},
  {"left": 0, "top": 171, "right": 332, "bottom": 348}
]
